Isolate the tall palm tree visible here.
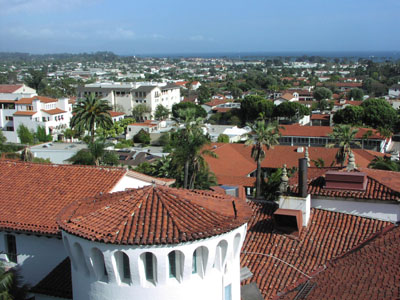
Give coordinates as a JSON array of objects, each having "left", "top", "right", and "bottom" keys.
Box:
[
  {"left": 70, "top": 93, "right": 113, "bottom": 143},
  {"left": 245, "top": 121, "right": 281, "bottom": 199},
  {"left": 327, "top": 124, "right": 360, "bottom": 167}
]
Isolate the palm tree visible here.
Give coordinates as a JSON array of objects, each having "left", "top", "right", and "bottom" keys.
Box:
[
  {"left": 0, "top": 263, "right": 13, "bottom": 299},
  {"left": 368, "top": 155, "right": 400, "bottom": 171},
  {"left": 70, "top": 93, "right": 113, "bottom": 143},
  {"left": 327, "top": 124, "right": 360, "bottom": 167},
  {"left": 245, "top": 121, "right": 281, "bottom": 199}
]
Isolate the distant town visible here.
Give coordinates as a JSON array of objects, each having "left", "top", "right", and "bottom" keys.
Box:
[{"left": 0, "top": 51, "right": 399, "bottom": 300}]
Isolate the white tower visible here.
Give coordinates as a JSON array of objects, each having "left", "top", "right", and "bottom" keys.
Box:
[{"left": 57, "top": 185, "right": 252, "bottom": 300}]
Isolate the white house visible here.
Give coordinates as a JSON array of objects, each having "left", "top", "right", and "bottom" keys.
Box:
[
  {"left": 77, "top": 82, "right": 180, "bottom": 119},
  {"left": 0, "top": 84, "right": 37, "bottom": 100},
  {"left": 389, "top": 84, "right": 400, "bottom": 99},
  {"left": 273, "top": 92, "right": 299, "bottom": 106}
]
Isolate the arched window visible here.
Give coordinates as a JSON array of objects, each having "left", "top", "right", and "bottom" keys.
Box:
[
  {"left": 233, "top": 233, "right": 241, "bottom": 258},
  {"left": 90, "top": 248, "right": 108, "bottom": 282},
  {"left": 140, "top": 252, "right": 157, "bottom": 285},
  {"left": 192, "top": 246, "right": 208, "bottom": 278},
  {"left": 114, "top": 251, "right": 131, "bottom": 284},
  {"left": 214, "top": 240, "right": 228, "bottom": 271},
  {"left": 168, "top": 250, "right": 184, "bottom": 282},
  {"left": 73, "top": 243, "right": 89, "bottom": 276}
]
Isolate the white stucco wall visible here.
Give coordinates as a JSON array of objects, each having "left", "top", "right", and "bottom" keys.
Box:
[
  {"left": 111, "top": 174, "right": 152, "bottom": 192},
  {"left": 0, "top": 232, "right": 66, "bottom": 286},
  {"left": 63, "top": 223, "right": 247, "bottom": 300},
  {"left": 312, "top": 198, "right": 400, "bottom": 222}
]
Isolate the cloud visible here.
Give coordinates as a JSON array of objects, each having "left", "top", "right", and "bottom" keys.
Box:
[{"left": 0, "top": 0, "right": 101, "bottom": 15}]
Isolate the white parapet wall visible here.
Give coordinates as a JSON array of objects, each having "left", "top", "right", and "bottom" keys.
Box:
[{"left": 62, "top": 223, "right": 247, "bottom": 300}]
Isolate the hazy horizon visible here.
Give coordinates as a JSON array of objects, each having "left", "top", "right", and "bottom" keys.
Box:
[{"left": 0, "top": 0, "right": 399, "bottom": 55}]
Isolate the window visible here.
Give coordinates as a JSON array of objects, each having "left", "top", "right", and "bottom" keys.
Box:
[
  {"left": 214, "top": 240, "right": 228, "bottom": 271},
  {"left": 114, "top": 251, "right": 131, "bottom": 284},
  {"left": 224, "top": 284, "right": 232, "bottom": 300},
  {"left": 140, "top": 252, "right": 156, "bottom": 284},
  {"left": 6, "top": 234, "right": 17, "bottom": 263},
  {"left": 168, "top": 250, "right": 184, "bottom": 281},
  {"left": 6, "top": 126, "right": 14, "bottom": 131},
  {"left": 5, "top": 116, "right": 13, "bottom": 121},
  {"left": 90, "top": 248, "right": 108, "bottom": 282},
  {"left": 27, "top": 106, "right": 33, "bottom": 111},
  {"left": 192, "top": 246, "right": 208, "bottom": 278},
  {"left": 145, "top": 252, "right": 154, "bottom": 280}
]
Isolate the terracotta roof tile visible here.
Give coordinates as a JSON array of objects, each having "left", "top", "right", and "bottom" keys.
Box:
[
  {"left": 289, "top": 167, "right": 400, "bottom": 202},
  {"left": 276, "top": 225, "right": 400, "bottom": 300},
  {"left": 58, "top": 185, "right": 252, "bottom": 245},
  {"left": 17, "top": 96, "right": 57, "bottom": 104},
  {"left": 0, "top": 161, "right": 126, "bottom": 235},
  {"left": 0, "top": 84, "right": 23, "bottom": 93},
  {"left": 204, "top": 99, "right": 228, "bottom": 107},
  {"left": 241, "top": 202, "right": 391, "bottom": 299},
  {"left": 13, "top": 111, "right": 37, "bottom": 116},
  {"left": 108, "top": 111, "right": 125, "bottom": 117},
  {"left": 42, "top": 108, "right": 67, "bottom": 115},
  {"left": 31, "top": 258, "right": 72, "bottom": 299}
]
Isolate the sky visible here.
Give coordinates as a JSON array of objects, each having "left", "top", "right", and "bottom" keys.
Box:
[{"left": 0, "top": 0, "right": 399, "bottom": 55}]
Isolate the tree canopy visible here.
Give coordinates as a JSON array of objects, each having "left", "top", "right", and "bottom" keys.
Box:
[
  {"left": 171, "top": 102, "right": 207, "bottom": 119},
  {"left": 313, "top": 87, "right": 332, "bottom": 101}
]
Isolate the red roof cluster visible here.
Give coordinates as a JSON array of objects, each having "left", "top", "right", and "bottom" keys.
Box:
[
  {"left": 204, "top": 98, "right": 229, "bottom": 107},
  {"left": 241, "top": 202, "right": 391, "bottom": 299},
  {"left": 42, "top": 108, "right": 67, "bottom": 115},
  {"left": 204, "top": 143, "right": 384, "bottom": 187},
  {"left": 58, "top": 185, "right": 252, "bottom": 245},
  {"left": 276, "top": 224, "right": 400, "bottom": 300},
  {"left": 289, "top": 167, "right": 400, "bottom": 202},
  {"left": 0, "top": 161, "right": 126, "bottom": 235},
  {"left": 280, "top": 125, "right": 385, "bottom": 140}
]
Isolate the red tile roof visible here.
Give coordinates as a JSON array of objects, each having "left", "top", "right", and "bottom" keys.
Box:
[
  {"left": 280, "top": 125, "right": 385, "bottom": 140},
  {"left": 42, "top": 108, "right": 67, "bottom": 115},
  {"left": 31, "top": 258, "right": 72, "bottom": 299},
  {"left": 336, "top": 82, "right": 362, "bottom": 88},
  {"left": 204, "top": 99, "right": 228, "bottom": 107},
  {"left": 108, "top": 111, "right": 125, "bottom": 117},
  {"left": 289, "top": 167, "right": 400, "bottom": 202},
  {"left": 13, "top": 111, "right": 37, "bottom": 116},
  {"left": 310, "top": 114, "right": 330, "bottom": 120},
  {"left": 241, "top": 202, "right": 391, "bottom": 299},
  {"left": 276, "top": 224, "right": 400, "bottom": 300},
  {"left": 17, "top": 96, "right": 57, "bottom": 104},
  {"left": 0, "top": 161, "right": 126, "bottom": 235},
  {"left": 279, "top": 93, "right": 295, "bottom": 101},
  {"left": 204, "top": 144, "right": 384, "bottom": 186},
  {"left": 0, "top": 84, "right": 23, "bottom": 93},
  {"left": 58, "top": 185, "right": 252, "bottom": 245}
]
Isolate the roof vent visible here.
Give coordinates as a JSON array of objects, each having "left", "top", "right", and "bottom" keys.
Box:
[
  {"left": 273, "top": 208, "right": 303, "bottom": 236},
  {"left": 324, "top": 171, "right": 367, "bottom": 191}
]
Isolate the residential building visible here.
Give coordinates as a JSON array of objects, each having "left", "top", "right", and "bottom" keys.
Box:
[
  {"left": 0, "top": 96, "right": 73, "bottom": 143},
  {"left": 389, "top": 83, "right": 400, "bottom": 98},
  {"left": 0, "top": 84, "right": 36, "bottom": 99},
  {"left": 77, "top": 82, "right": 180, "bottom": 118},
  {"left": 278, "top": 124, "right": 389, "bottom": 152}
]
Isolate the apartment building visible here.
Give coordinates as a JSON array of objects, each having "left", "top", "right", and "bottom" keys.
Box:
[
  {"left": 0, "top": 96, "right": 73, "bottom": 143},
  {"left": 77, "top": 82, "right": 181, "bottom": 119}
]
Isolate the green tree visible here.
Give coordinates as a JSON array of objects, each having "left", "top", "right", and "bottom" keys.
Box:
[
  {"left": 17, "top": 124, "right": 34, "bottom": 145},
  {"left": 333, "top": 106, "right": 364, "bottom": 126},
  {"left": 327, "top": 125, "right": 360, "bottom": 167},
  {"left": 240, "top": 95, "right": 274, "bottom": 123},
  {"left": 70, "top": 93, "right": 113, "bottom": 143},
  {"left": 25, "top": 68, "right": 46, "bottom": 93},
  {"left": 245, "top": 121, "right": 281, "bottom": 199},
  {"left": 0, "top": 261, "right": 29, "bottom": 300},
  {"left": 171, "top": 102, "right": 207, "bottom": 119},
  {"left": 273, "top": 102, "right": 310, "bottom": 122},
  {"left": 347, "top": 88, "right": 364, "bottom": 100},
  {"left": 217, "top": 134, "right": 230, "bottom": 143},
  {"left": 313, "top": 87, "right": 332, "bottom": 101},
  {"left": 154, "top": 104, "right": 170, "bottom": 120},
  {"left": 35, "top": 126, "right": 52, "bottom": 143},
  {"left": 68, "top": 139, "right": 118, "bottom": 166},
  {"left": 197, "top": 85, "right": 211, "bottom": 104},
  {"left": 361, "top": 98, "right": 398, "bottom": 130},
  {"left": 132, "top": 104, "right": 151, "bottom": 121},
  {"left": 134, "top": 129, "right": 151, "bottom": 145}
]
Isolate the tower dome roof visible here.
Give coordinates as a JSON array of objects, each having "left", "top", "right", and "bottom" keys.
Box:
[{"left": 57, "top": 185, "right": 252, "bottom": 245}]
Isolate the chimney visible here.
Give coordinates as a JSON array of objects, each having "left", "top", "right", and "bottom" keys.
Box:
[{"left": 298, "top": 158, "right": 308, "bottom": 198}]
